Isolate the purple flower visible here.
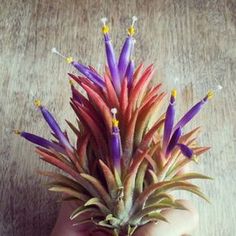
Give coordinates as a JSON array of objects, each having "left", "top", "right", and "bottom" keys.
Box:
[
  {"left": 162, "top": 90, "right": 177, "bottom": 152},
  {"left": 174, "top": 91, "right": 213, "bottom": 131},
  {"left": 165, "top": 127, "right": 193, "bottom": 158},
  {"left": 111, "top": 130, "right": 121, "bottom": 169},
  {"left": 125, "top": 59, "right": 135, "bottom": 88},
  {"left": 110, "top": 108, "right": 121, "bottom": 170},
  {"left": 51, "top": 48, "right": 105, "bottom": 88},
  {"left": 119, "top": 17, "right": 137, "bottom": 82},
  {"left": 118, "top": 37, "right": 135, "bottom": 80},
  {"left": 101, "top": 18, "right": 121, "bottom": 94},
  {"left": 177, "top": 144, "right": 193, "bottom": 159},
  {"left": 34, "top": 100, "right": 73, "bottom": 152},
  {"left": 71, "top": 61, "right": 105, "bottom": 88},
  {"left": 19, "top": 131, "right": 65, "bottom": 153},
  {"left": 166, "top": 127, "right": 181, "bottom": 155},
  {"left": 104, "top": 35, "right": 121, "bottom": 94}
]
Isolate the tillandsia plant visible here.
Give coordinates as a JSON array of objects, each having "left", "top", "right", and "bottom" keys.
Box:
[{"left": 15, "top": 16, "right": 213, "bottom": 236}]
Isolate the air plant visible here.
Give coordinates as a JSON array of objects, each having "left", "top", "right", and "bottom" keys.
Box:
[{"left": 15, "top": 16, "right": 213, "bottom": 236}]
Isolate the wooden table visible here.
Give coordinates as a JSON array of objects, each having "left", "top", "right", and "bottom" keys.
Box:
[{"left": 1, "top": 0, "right": 235, "bottom": 235}]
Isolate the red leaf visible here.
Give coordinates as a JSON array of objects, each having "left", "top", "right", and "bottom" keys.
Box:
[
  {"left": 80, "top": 82, "right": 112, "bottom": 133},
  {"left": 104, "top": 74, "right": 120, "bottom": 109}
]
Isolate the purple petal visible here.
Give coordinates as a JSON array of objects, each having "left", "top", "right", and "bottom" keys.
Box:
[
  {"left": 166, "top": 127, "right": 182, "bottom": 155},
  {"left": 118, "top": 37, "right": 134, "bottom": 80},
  {"left": 125, "top": 59, "right": 135, "bottom": 88},
  {"left": 162, "top": 95, "right": 176, "bottom": 151},
  {"left": 177, "top": 143, "right": 193, "bottom": 158},
  {"left": 72, "top": 62, "right": 105, "bottom": 88},
  {"left": 111, "top": 132, "right": 121, "bottom": 169},
  {"left": 174, "top": 100, "right": 205, "bottom": 131},
  {"left": 88, "top": 70, "right": 106, "bottom": 88},
  {"left": 39, "top": 106, "right": 73, "bottom": 152},
  {"left": 21, "top": 132, "right": 65, "bottom": 153},
  {"left": 104, "top": 35, "right": 121, "bottom": 94}
]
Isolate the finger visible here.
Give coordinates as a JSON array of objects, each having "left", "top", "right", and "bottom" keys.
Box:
[{"left": 134, "top": 200, "right": 198, "bottom": 236}]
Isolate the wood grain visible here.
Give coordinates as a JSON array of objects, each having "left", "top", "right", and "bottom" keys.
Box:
[{"left": 0, "top": 0, "right": 235, "bottom": 235}]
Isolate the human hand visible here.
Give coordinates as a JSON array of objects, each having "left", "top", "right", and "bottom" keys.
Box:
[{"left": 51, "top": 199, "right": 198, "bottom": 236}]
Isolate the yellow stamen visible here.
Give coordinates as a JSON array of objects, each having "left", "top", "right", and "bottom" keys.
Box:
[
  {"left": 101, "top": 17, "right": 109, "bottom": 34},
  {"left": 52, "top": 48, "right": 74, "bottom": 64},
  {"left": 112, "top": 118, "right": 119, "bottom": 127},
  {"left": 34, "top": 99, "right": 41, "bottom": 107},
  {"left": 102, "top": 25, "right": 109, "bottom": 34},
  {"left": 171, "top": 89, "right": 177, "bottom": 98},
  {"left": 128, "top": 16, "right": 138, "bottom": 36},
  {"left": 206, "top": 91, "right": 214, "bottom": 100},
  {"left": 13, "top": 129, "right": 21, "bottom": 135},
  {"left": 111, "top": 108, "right": 119, "bottom": 127},
  {"left": 66, "top": 57, "right": 73, "bottom": 64},
  {"left": 128, "top": 26, "right": 135, "bottom": 36}
]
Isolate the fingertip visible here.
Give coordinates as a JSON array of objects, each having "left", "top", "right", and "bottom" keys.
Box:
[{"left": 134, "top": 200, "right": 198, "bottom": 236}]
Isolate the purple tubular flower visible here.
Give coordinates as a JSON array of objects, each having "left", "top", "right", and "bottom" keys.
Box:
[
  {"left": 162, "top": 90, "right": 176, "bottom": 152},
  {"left": 118, "top": 37, "right": 134, "bottom": 80},
  {"left": 110, "top": 107, "right": 121, "bottom": 170},
  {"left": 177, "top": 144, "right": 193, "bottom": 158},
  {"left": 166, "top": 127, "right": 182, "bottom": 155},
  {"left": 174, "top": 101, "right": 205, "bottom": 131},
  {"left": 72, "top": 61, "right": 105, "bottom": 88},
  {"left": 104, "top": 34, "right": 121, "bottom": 94},
  {"left": 38, "top": 105, "right": 73, "bottom": 152},
  {"left": 111, "top": 127, "right": 121, "bottom": 170},
  {"left": 20, "top": 131, "right": 65, "bottom": 153},
  {"left": 125, "top": 59, "right": 135, "bottom": 88},
  {"left": 174, "top": 92, "right": 213, "bottom": 131}
]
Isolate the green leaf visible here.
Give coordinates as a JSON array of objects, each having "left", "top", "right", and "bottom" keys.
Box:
[
  {"left": 135, "top": 160, "right": 148, "bottom": 195},
  {"left": 80, "top": 173, "right": 112, "bottom": 207},
  {"left": 133, "top": 181, "right": 198, "bottom": 212},
  {"left": 84, "top": 197, "right": 110, "bottom": 215},
  {"left": 37, "top": 170, "right": 84, "bottom": 191},
  {"left": 128, "top": 225, "right": 138, "bottom": 236},
  {"left": 123, "top": 149, "right": 149, "bottom": 210},
  {"left": 140, "top": 212, "right": 168, "bottom": 225},
  {"left": 145, "top": 193, "right": 174, "bottom": 206},
  {"left": 147, "top": 169, "right": 158, "bottom": 184},
  {"left": 172, "top": 172, "right": 213, "bottom": 182},
  {"left": 97, "top": 220, "right": 115, "bottom": 229},
  {"left": 70, "top": 206, "right": 101, "bottom": 220},
  {"left": 174, "top": 186, "right": 210, "bottom": 203},
  {"left": 130, "top": 204, "right": 173, "bottom": 224},
  {"left": 48, "top": 185, "right": 89, "bottom": 201}
]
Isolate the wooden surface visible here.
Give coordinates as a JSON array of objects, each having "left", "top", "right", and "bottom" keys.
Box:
[{"left": 0, "top": 0, "right": 235, "bottom": 235}]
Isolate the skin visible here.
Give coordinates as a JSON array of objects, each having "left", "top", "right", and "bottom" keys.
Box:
[{"left": 51, "top": 199, "right": 198, "bottom": 236}]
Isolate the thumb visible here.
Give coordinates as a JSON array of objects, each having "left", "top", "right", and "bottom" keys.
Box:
[{"left": 134, "top": 200, "right": 198, "bottom": 236}]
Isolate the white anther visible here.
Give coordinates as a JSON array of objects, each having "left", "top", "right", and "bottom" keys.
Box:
[
  {"left": 101, "top": 17, "right": 108, "bottom": 26},
  {"left": 111, "top": 108, "right": 118, "bottom": 118},
  {"left": 51, "top": 47, "right": 66, "bottom": 59},
  {"left": 212, "top": 84, "right": 223, "bottom": 93},
  {"left": 131, "top": 16, "right": 138, "bottom": 26},
  {"left": 111, "top": 107, "right": 118, "bottom": 114}
]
